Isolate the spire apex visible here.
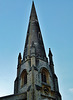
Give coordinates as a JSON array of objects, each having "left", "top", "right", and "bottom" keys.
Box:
[
  {"left": 32, "top": 0, "right": 34, "bottom": 4},
  {"left": 30, "top": 1, "right": 38, "bottom": 21}
]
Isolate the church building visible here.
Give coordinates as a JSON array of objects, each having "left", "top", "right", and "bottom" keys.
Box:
[{"left": 0, "top": 2, "right": 62, "bottom": 100}]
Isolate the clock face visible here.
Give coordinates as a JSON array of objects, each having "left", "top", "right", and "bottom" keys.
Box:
[{"left": 44, "top": 87, "right": 49, "bottom": 95}]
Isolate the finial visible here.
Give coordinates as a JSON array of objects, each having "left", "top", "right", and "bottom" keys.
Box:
[
  {"left": 48, "top": 48, "right": 53, "bottom": 57},
  {"left": 32, "top": 0, "right": 34, "bottom": 4},
  {"left": 48, "top": 48, "right": 54, "bottom": 66},
  {"left": 18, "top": 53, "right": 22, "bottom": 65},
  {"left": 32, "top": 0, "right": 35, "bottom": 7},
  {"left": 18, "top": 53, "right": 22, "bottom": 59}
]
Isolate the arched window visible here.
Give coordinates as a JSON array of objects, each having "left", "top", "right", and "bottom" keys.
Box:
[
  {"left": 41, "top": 68, "right": 49, "bottom": 84},
  {"left": 24, "top": 72, "right": 27, "bottom": 85},
  {"left": 21, "top": 70, "right": 27, "bottom": 87},
  {"left": 41, "top": 72, "right": 46, "bottom": 83}
]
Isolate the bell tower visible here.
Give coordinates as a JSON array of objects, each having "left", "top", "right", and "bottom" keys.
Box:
[{"left": 14, "top": 1, "right": 62, "bottom": 100}]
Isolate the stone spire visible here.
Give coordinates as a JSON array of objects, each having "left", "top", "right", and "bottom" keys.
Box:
[{"left": 23, "top": 2, "right": 47, "bottom": 60}]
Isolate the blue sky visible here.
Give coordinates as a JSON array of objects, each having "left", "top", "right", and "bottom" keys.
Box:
[{"left": 0, "top": 0, "right": 73, "bottom": 100}]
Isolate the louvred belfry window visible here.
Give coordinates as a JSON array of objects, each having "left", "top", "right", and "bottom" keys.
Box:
[
  {"left": 41, "top": 72, "right": 46, "bottom": 83},
  {"left": 24, "top": 72, "right": 27, "bottom": 85},
  {"left": 41, "top": 68, "right": 50, "bottom": 84}
]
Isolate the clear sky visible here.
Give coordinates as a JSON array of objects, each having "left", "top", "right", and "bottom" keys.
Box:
[{"left": 0, "top": 0, "right": 73, "bottom": 100}]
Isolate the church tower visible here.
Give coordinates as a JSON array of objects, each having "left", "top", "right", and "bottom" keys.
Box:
[
  {"left": 14, "top": 2, "right": 62, "bottom": 100},
  {"left": 0, "top": 1, "right": 62, "bottom": 100}
]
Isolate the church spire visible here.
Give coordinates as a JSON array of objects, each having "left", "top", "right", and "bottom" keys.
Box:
[{"left": 23, "top": 2, "right": 47, "bottom": 61}]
